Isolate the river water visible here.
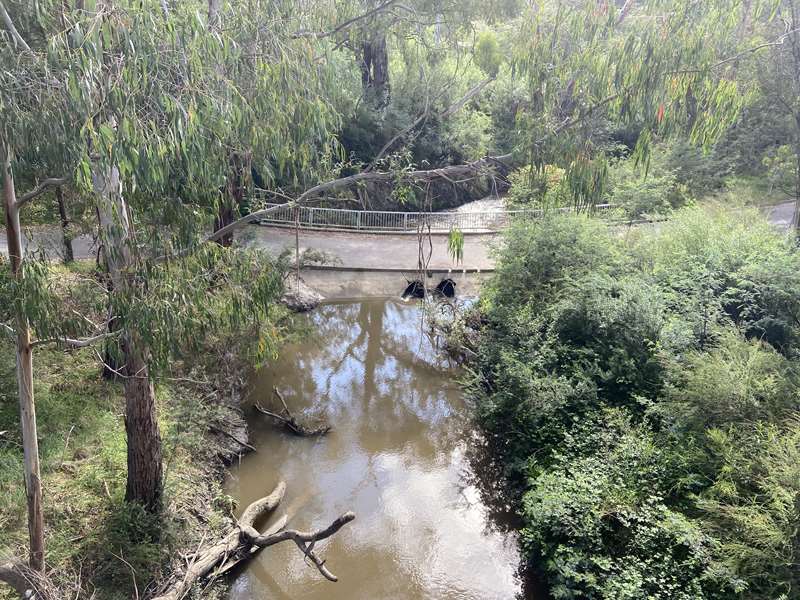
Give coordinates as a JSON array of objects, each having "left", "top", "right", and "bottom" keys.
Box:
[{"left": 225, "top": 299, "right": 526, "bottom": 600}]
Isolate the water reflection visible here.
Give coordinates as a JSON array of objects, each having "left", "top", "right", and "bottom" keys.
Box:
[{"left": 226, "top": 299, "right": 525, "bottom": 600}]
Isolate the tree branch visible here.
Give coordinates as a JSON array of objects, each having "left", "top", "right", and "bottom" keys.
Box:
[
  {"left": 31, "top": 329, "right": 120, "bottom": 349},
  {"left": 366, "top": 76, "right": 496, "bottom": 172},
  {"left": 292, "top": 0, "right": 400, "bottom": 40},
  {"left": 0, "top": 1, "right": 31, "bottom": 52},
  {"left": 669, "top": 27, "right": 800, "bottom": 75},
  {"left": 16, "top": 177, "right": 68, "bottom": 209},
  {"left": 0, "top": 559, "right": 34, "bottom": 598},
  {"left": 151, "top": 482, "right": 355, "bottom": 600},
  {"left": 1, "top": 322, "right": 15, "bottom": 341}
]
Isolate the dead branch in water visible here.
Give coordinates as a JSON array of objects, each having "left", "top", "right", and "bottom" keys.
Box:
[
  {"left": 254, "top": 388, "right": 331, "bottom": 436},
  {"left": 151, "top": 482, "right": 355, "bottom": 600}
]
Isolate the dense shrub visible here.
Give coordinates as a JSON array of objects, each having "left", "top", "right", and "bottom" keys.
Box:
[
  {"left": 523, "top": 411, "right": 723, "bottom": 600},
  {"left": 471, "top": 208, "right": 800, "bottom": 599}
]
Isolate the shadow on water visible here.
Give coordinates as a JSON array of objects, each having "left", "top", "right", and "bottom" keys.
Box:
[{"left": 225, "top": 298, "right": 541, "bottom": 600}]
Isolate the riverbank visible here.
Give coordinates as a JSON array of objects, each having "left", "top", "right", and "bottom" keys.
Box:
[
  {"left": 0, "top": 260, "right": 290, "bottom": 600},
  {"left": 459, "top": 207, "right": 800, "bottom": 599}
]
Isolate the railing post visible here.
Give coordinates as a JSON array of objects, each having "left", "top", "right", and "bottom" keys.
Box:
[
  {"left": 309, "top": 208, "right": 314, "bottom": 227},
  {"left": 357, "top": 211, "right": 361, "bottom": 230},
  {"left": 403, "top": 213, "right": 408, "bottom": 230}
]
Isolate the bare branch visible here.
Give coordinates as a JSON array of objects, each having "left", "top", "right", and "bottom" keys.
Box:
[
  {"left": 151, "top": 482, "right": 355, "bottom": 600},
  {"left": 1, "top": 322, "right": 15, "bottom": 340},
  {"left": 255, "top": 388, "right": 331, "bottom": 436},
  {"left": 239, "top": 481, "right": 285, "bottom": 528},
  {"left": 440, "top": 76, "right": 495, "bottom": 119},
  {"left": 16, "top": 177, "right": 69, "bottom": 209},
  {"left": 617, "top": 0, "right": 634, "bottom": 25},
  {"left": 367, "top": 76, "right": 496, "bottom": 171},
  {"left": 181, "top": 153, "right": 512, "bottom": 254},
  {"left": 0, "top": 559, "right": 35, "bottom": 598},
  {"left": 252, "top": 512, "right": 357, "bottom": 581},
  {"left": 0, "top": 2, "right": 31, "bottom": 52},
  {"left": 669, "top": 27, "right": 800, "bottom": 75},
  {"left": 31, "top": 329, "right": 120, "bottom": 349},
  {"left": 292, "top": 0, "right": 400, "bottom": 40}
]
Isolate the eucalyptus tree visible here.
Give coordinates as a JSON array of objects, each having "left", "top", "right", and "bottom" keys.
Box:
[
  {"left": 1, "top": 0, "right": 344, "bottom": 577},
  {"left": 58, "top": 0, "right": 343, "bottom": 509},
  {"left": 498, "top": 0, "right": 784, "bottom": 211}
]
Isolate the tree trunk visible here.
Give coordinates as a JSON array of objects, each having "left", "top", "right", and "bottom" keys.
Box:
[
  {"left": 92, "top": 160, "right": 163, "bottom": 510},
  {"left": 214, "top": 153, "right": 248, "bottom": 248},
  {"left": 122, "top": 345, "right": 163, "bottom": 510},
  {"left": 360, "top": 29, "right": 390, "bottom": 109},
  {"left": 208, "top": 0, "right": 221, "bottom": 30},
  {"left": 213, "top": 202, "right": 235, "bottom": 247},
  {"left": 55, "top": 186, "right": 74, "bottom": 264},
  {"left": 2, "top": 143, "right": 45, "bottom": 572}
]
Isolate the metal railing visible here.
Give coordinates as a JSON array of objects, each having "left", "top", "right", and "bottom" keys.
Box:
[{"left": 254, "top": 203, "right": 615, "bottom": 233}]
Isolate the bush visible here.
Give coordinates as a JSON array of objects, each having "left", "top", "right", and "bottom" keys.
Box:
[
  {"left": 696, "top": 420, "right": 800, "bottom": 599},
  {"left": 523, "top": 411, "right": 723, "bottom": 600},
  {"left": 483, "top": 214, "right": 624, "bottom": 316},
  {"left": 657, "top": 332, "right": 799, "bottom": 433},
  {"left": 469, "top": 207, "right": 800, "bottom": 599}
]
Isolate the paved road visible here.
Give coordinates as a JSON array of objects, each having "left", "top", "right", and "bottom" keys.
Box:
[{"left": 1, "top": 201, "right": 795, "bottom": 271}]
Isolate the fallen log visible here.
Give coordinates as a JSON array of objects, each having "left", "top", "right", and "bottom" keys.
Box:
[
  {"left": 254, "top": 388, "right": 331, "bottom": 436},
  {"left": 0, "top": 557, "right": 61, "bottom": 600},
  {"left": 151, "top": 481, "right": 354, "bottom": 600}
]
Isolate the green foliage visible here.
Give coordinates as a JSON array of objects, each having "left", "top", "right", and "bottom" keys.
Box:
[
  {"left": 474, "top": 31, "right": 502, "bottom": 78},
  {"left": 697, "top": 420, "right": 800, "bottom": 598},
  {"left": 606, "top": 154, "right": 688, "bottom": 221},
  {"left": 763, "top": 145, "right": 796, "bottom": 196},
  {"left": 656, "top": 333, "right": 799, "bottom": 432},
  {"left": 471, "top": 208, "right": 800, "bottom": 599},
  {"left": 447, "top": 227, "right": 464, "bottom": 264},
  {"left": 523, "top": 410, "right": 719, "bottom": 600},
  {"left": 483, "top": 213, "right": 624, "bottom": 314}
]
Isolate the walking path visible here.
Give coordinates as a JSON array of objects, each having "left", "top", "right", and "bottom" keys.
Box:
[{"left": 1, "top": 201, "right": 795, "bottom": 272}]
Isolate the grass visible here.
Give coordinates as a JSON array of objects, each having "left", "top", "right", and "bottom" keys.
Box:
[{"left": 0, "top": 339, "right": 237, "bottom": 599}]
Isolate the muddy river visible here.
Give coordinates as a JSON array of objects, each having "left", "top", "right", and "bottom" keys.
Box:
[{"left": 226, "top": 299, "right": 526, "bottom": 600}]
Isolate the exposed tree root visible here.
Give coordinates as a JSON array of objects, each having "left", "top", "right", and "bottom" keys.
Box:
[
  {"left": 151, "top": 481, "right": 354, "bottom": 600},
  {"left": 254, "top": 388, "right": 331, "bottom": 436}
]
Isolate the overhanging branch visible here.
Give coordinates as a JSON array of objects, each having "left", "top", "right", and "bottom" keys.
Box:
[
  {"left": 292, "top": 0, "right": 400, "bottom": 40},
  {"left": 31, "top": 329, "right": 120, "bottom": 349},
  {"left": 181, "top": 153, "right": 513, "bottom": 253},
  {"left": 16, "top": 177, "right": 68, "bottom": 209}
]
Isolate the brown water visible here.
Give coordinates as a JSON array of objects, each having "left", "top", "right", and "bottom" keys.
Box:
[{"left": 226, "top": 299, "right": 525, "bottom": 600}]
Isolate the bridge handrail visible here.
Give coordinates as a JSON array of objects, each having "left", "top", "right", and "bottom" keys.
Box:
[{"left": 251, "top": 201, "right": 614, "bottom": 232}]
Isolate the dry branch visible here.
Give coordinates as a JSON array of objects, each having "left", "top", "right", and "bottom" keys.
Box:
[
  {"left": 0, "top": 557, "right": 61, "bottom": 600},
  {"left": 151, "top": 482, "right": 354, "bottom": 600},
  {"left": 254, "top": 388, "right": 331, "bottom": 436},
  {"left": 292, "top": 0, "right": 400, "bottom": 40}
]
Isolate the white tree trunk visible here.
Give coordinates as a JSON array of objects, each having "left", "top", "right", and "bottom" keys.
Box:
[{"left": 2, "top": 142, "right": 44, "bottom": 571}]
